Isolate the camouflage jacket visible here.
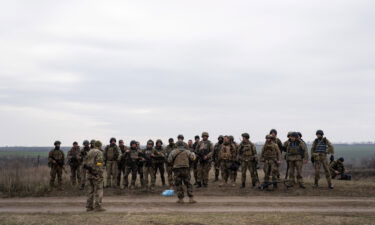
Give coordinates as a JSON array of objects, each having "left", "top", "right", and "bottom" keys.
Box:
[
  {"left": 285, "top": 140, "right": 308, "bottom": 161},
  {"left": 311, "top": 137, "right": 334, "bottom": 155},
  {"left": 104, "top": 144, "right": 120, "bottom": 161},
  {"left": 238, "top": 140, "right": 257, "bottom": 161},
  {"left": 168, "top": 147, "right": 196, "bottom": 169},
  {"left": 195, "top": 140, "right": 214, "bottom": 162},
  {"left": 67, "top": 146, "right": 81, "bottom": 167},
  {"left": 152, "top": 146, "right": 165, "bottom": 164},
  {"left": 330, "top": 160, "right": 345, "bottom": 175},
  {"left": 218, "top": 143, "right": 237, "bottom": 161},
  {"left": 213, "top": 142, "right": 223, "bottom": 161},
  {"left": 260, "top": 142, "right": 281, "bottom": 161},
  {"left": 85, "top": 148, "right": 104, "bottom": 180}
]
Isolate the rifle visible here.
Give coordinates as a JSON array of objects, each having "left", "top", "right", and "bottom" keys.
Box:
[{"left": 49, "top": 155, "right": 67, "bottom": 173}]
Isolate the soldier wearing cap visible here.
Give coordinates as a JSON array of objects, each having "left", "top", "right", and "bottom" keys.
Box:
[
  {"left": 195, "top": 132, "right": 214, "bottom": 188},
  {"left": 48, "top": 140, "right": 65, "bottom": 190}
]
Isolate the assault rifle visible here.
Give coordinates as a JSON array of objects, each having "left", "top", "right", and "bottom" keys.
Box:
[{"left": 49, "top": 155, "right": 67, "bottom": 173}]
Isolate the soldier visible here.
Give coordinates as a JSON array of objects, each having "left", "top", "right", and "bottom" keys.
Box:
[
  {"left": 270, "top": 129, "right": 284, "bottom": 152},
  {"left": 192, "top": 135, "right": 200, "bottom": 185},
  {"left": 188, "top": 140, "right": 193, "bottom": 150},
  {"left": 80, "top": 140, "right": 91, "bottom": 190},
  {"left": 330, "top": 157, "right": 351, "bottom": 180},
  {"left": 104, "top": 137, "right": 120, "bottom": 188},
  {"left": 48, "top": 141, "right": 65, "bottom": 190},
  {"left": 90, "top": 139, "right": 96, "bottom": 150},
  {"left": 238, "top": 133, "right": 258, "bottom": 188},
  {"left": 141, "top": 140, "right": 156, "bottom": 190},
  {"left": 123, "top": 140, "right": 142, "bottom": 189},
  {"left": 285, "top": 132, "right": 308, "bottom": 188},
  {"left": 228, "top": 135, "right": 239, "bottom": 182},
  {"left": 177, "top": 134, "right": 189, "bottom": 148},
  {"left": 136, "top": 141, "right": 144, "bottom": 188},
  {"left": 84, "top": 140, "right": 105, "bottom": 212},
  {"left": 168, "top": 140, "right": 197, "bottom": 204},
  {"left": 260, "top": 135, "right": 281, "bottom": 189},
  {"left": 213, "top": 135, "right": 224, "bottom": 182},
  {"left": 218, "top": 136, "right": 237, "bottom": 187},
  {"left": 164, "top": 138, "right": 176, "bottom": 188},
  {"left": 153, "top": 139, "right": 166, "bottom": 186},
  {"left": 117, "top": 140, "right": 127, "bottom": 187},
  {"left": 67, "top": 141, "right": 81, "bottom": 186},
  {"left": 195, "top": 132, "right": 214, "bottom": 188},
  {"left": 283, "top": 132, "right": 293, "bottom": 180},
  {"left": 311, "top": 130, "right": 334, "bottom": 189}
]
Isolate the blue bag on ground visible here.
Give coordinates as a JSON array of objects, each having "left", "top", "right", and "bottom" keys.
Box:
[{"left": 162, "top": 189, "right": 175, "bottom": 196}]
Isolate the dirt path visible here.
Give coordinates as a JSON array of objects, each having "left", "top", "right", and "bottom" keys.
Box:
[{"left": 1, "top": 196, "right": 374, "bottom": 213}]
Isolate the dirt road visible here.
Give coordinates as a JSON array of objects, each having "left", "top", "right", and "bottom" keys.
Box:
[{"left": 1, "top": 196, "right": 374, "bottom": 213}]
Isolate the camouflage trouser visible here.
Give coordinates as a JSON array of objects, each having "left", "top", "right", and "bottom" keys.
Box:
[
  {"left": 138, "top": 162, "right": 144, "bottom": 187},
  {"left": 214, "top": 160, "right": 220, "bottom": 180},
  {"left": 263, "top": 159, "right": 278, "bottom": 183},
  {"left": 192, "top": 160, "right": 198, "bottom": 183},
  {"left": 197, "top": 161, "right": 211, "bottom": 185},
  {"left": 173, "top": 167, "right": 193, "bottom": 199},
  {"left": 50, "top": 165, "right": 63, "bottom": 187},
  {"left": 80, "top": 165, "right": 87, "bottom": 188},
  {"left": 153, "top": 162, "right": 165, "bottom": 185},
  {"left": 143, "top": 165, "right": 156, "bottom": 188},
  {"left": 105, "top": 161, "right": 118, "bottom": 187},
  {"left": 165, "top": 163, "right": 174, "bottom": 186},
  {"left": 117, "top": 162, "right": 125, "bottom": 186},
  {"left": 124, "top": 163, "right": 138, "bottom": 187},
  {"left": 220, "top": 160, "right": 233, "bottom": 183},
  {"left": 70, "top": 165, "right": 81, "bottom": 185},
  {"left": 313, "top": 154, "right": 332, "bottom": 186},
  {"left": 241, "top": 161, "right": 257, "bottom": 185},
  {"left": 86, "top": 178, "right": 103, "bottom": 210},
  {"left": 287, "top": 160, "right": 304, "bottom": 185}
]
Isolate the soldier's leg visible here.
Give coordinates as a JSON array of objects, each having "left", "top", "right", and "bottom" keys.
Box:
[
  {"left": 150, "top": 166, "right": 156, "bottom": 188},
  {"left": 77, "top": 166, "right": 81, "bottom": 184},
  {"left": 94, "top": 180, "right": 103, "bottom": 209},
  {"left": 184, "top": 168, "right": 193, "bottom": 198},
  {"left": 322, "top": 159, "right": 332, "bottom": 186},
  {"left": 57, "top": 167, "right": 63, "bottom": 188},
  {"left": 197, "top": 162, "right": 203, "bottom": 185},
  {"left": 174, "top": 170, "right": 184, "bottom": 199},
  {"left": 296, "top": 160, "right": 304, "bottom": 185},
  {"left": 70, "top": 166, "right": 75, "bottom": 185},
  {"left": 214, "top": 161, "right": 220, "bottom": 181},
  {"left": 80, "top": 166, "right": 86, "bottom": 189},
  {"left": 193, "top": 161, "right": 198, "bottom": 184},
  {"left": 314, "top": 159, "right": 321, "bottom": 186},
  {"left": 166, "top": 164, "right": 173, "bottom": 187},
  {"left": 220, "top": 162, "right": 228, "bottom": 183},
  {"left": 124, "top": 166, "right": 130, "bottom": 188},
  {"left": 159, "top": 163, "right": 166, "bottom": 185},
  {"left": 131, "top": 165, "right": 138, "bottom": 187},
  {"left": 249, "top": 162, "right": 257, "bottom": 186},
  {"left": 138, "top": 165, "right": 144, "bottom": 187},
  {"left": 105, "top": 161, "right": 112, "bottom": 187},
  {"left": 117, "top": 164, "right": 122, "bottom": 187},
  {"left": 112, "top": 161, "right": 118, "bottom": 187},
  {"left": 50, "top": 166, "right": 56, "bottom": 187},
  {"left": 143, "top": 166, "right": 149, "bottom": 187},
  {"left": 263, "top": 161, "right": 270, "bottom": 183},
  {"left": 271, "top": 161, "right": 278, "bottom": 182},
  {"left": 241, "top": 161, "right": 247, "bottom": 185},
  {"left": 288, "top": 161, "right": 296, "bottom": 185},
  {"left": 86, "top": 179, "right": 94, "bottom": 210},
  {"left": 203, "top": 162, "right": 211, "bottom": 186}
]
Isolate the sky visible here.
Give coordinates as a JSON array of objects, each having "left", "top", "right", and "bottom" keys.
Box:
[{"left": 0, "top": 0, "right": 374, "bottom": 146}]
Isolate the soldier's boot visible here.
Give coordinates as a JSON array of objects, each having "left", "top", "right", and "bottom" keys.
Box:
[
  {"left": 273, "top": 183, "right": 278, "bottom": 189},
  {"left": 86, "top": 207, "right": 94, "bottom": 212},
  {"left": 328, "top": 184, "right": 334, "bottom": 189},
  {"left": 94, "top": 207, "right": 106, "bottom": 212},
  {"left": 189, "top": 197, "right": 197, "bottom": 204},
  {"left": 177, "top": 198, "right": 184, "bottom": 204},
  {"left": 299, "top": 183, "right": 306, "bottom": 189},
  {"left": 80, "top": 184, "right": 85, "bottom": 190},
  {"left": 195, "top": 182, "right": 202, "bottom": 188},
  {"left": 161, "top": 176, "right": 166, "bottom": 186},
  {"left": 240, "top": 182, "right": 245, "bottom": 188}
]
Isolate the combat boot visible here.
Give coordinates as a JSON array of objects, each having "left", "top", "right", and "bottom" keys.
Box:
[
  {"left": 299, "top": 184, "right": 306, "bottom": 189},
  {"left": 94, "top": 207, "right": 106, "bottom": 212},
  {"left": 240, "top": 183, "right": 245, "bottom": 188},
  {"left": 189, "top": 197, "right": 197, "bottom": 204},
  {"left": 177, "top": 198, "right": 184, "bottom": 204},
  {"left": 273, "top": 183, "right": 278, "bottom": 189},
  {"left": 329, "top": 184, "right": 334, "bottom": 189},
  {"left": 86, "top": 207, "right": 94, "bottom": 212},
  {"left": 195, "top": 182, "right": 202, "bottom": 188},
  {"left": 79, "top": 184, "right": 85, "bottom": 190}
]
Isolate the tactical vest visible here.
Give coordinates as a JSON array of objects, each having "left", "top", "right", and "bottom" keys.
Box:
[
  {"left": 315, "top": 139, "right": 327, "bottom": 153},
  {"left": 174, "top": 150, "right": 190, "bottom": 168},
  {"left": 220, "top": 145, "right": 231, "bottom": 160},
  {"left": 263, "top": 144, "right": 277, "bottom": 159},
  {"left": 51, "top": 149, "right": 64, "bottom": 160},
  {"left": 143, "top": 149, "right": 153, "bottom": 166},
  {"left": 287, "top": 142, "right": 303, "bottom": 155},
  {"left": 106, "top": 145, "right": 118, "bottom": 161},
  {"left": 198, "top": 141, "right": 211, "bottom": 155},
  {"left": 153, "top": 147, "right": 165, "bottom": 163},
  {"left": 242, "top": 143, "right": 254, "bottom": 157},
  {"left": 129, "top": 149, "right": 139, "bottom": 161}
]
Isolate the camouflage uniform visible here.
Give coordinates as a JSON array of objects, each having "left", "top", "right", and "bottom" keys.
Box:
[
  {"left": 195, "top": 135, "right": 214, "bottom": 187},
  {"left": 330, "top": 160, "right": 346, "bottom": 179},
  {"left": 164, "top": 143, "right": 176, "bottom": 187},
  {"left": 238, "top": 140, "right": 258, "bottom": 187},
  {"left": 67, "top": 145, "right": 81, "bottom": 185},
  {"left": 117, "top": 144, "right": 128, "bottom": 186},
  {"left": 141, "top": 144, "right": 156, "bottom": 189},
  {"left": 285, "top": 139, "right": 308, "bottom": 187},
  {"left": 153, "top": 141, "right": 166, "bottom": 186},
  {"left": 85, "top": 142, "right": 105, "bottom": 211},
  {"left": 168, "top": 141, "right": 196, "bottom": 203},
  {"left": 123, "top": 145, "right": 142, "bottom": 188},
  {"left": 260, "top": 139, "right": 281, "bottom": 184},
  {"left": 79, "top": 144, "right": 91, "bottom": 190},
  {"left": 191, "top": 140, "right": 200, "bottom": 184},
  {"left": 213, "top": 138, "right": 223, "bottom": 182},
  {"left": 136, "top": 143, "right": 144, "bottom": 187},
  {"left": 271, "top": 137, "right": 284, "bottom": 179},
  {"left": 218, "top": 140, "right": 237, "bottom": 186},
  {"left": 311, "top": 137, "right": 333, "bottom": 187},
  {"left": 104, "top": 144, "right": 120, "bottom": 187},
  {"left": 48, "top": 146, "right": 65, "bottom": 189}
]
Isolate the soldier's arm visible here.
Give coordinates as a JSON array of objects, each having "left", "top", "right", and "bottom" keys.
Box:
[
  {"left": 189, "top": 151, "right": 196, "bottom": 161},
  {"left": 311, "top": 140, "right": 317, "bottom": 156},
  {"left": 275, "top": 145, "right": 281, "bottom": 162},
  {"left": 167, "top": 150, "right": 175, "bottom": 163},
  {"left": 62, "top": 150, "right": 65, "bottom": 163},
  {"left": 252, "top": 143, "right": 258, "bottom": 160},
  {"left": 326, "top": 138, "right": 334, "bottom": 154},
  {"left": 260, "top": 146, "right": 265, "bottom": 162}
]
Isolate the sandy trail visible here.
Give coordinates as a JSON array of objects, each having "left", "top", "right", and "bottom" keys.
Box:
[{"left": 1, "top": 196, "right": 374, "bottom": 213}]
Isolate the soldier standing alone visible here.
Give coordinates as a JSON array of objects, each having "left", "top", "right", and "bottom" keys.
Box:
[
  {"left": 67, "top": 141, "right": 81, "bottom": 186},
  {"left": 48, "top": 141, "right": 65, "bottom": 190},
  {"left": 84, "top": 140, "right": 105, "bottom": 212},
  {"left": 168, "top": 141, "right": 197, "bottom": 204}
]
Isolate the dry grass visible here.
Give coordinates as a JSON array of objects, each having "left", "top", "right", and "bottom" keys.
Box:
[{"left": 0, "top": 212, "right": 374, "bottom": 225}]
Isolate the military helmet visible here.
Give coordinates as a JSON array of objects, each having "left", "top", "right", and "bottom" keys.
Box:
[
  {"left": 130, "top": 140, "right": 137, "bottom": 146},
  {"left": 147, "top": 139, "right": 154, "bottom": 145},
  {"left": 265, "top": 135, "right": 272, "bottom": 139},
  {"left": 338, "top": 157, "right": 344, "bottom": 162},
  {"left": 177, "top": 134, "right": 184, "bottom": 140},
  {"left": 229, "top": 135, "right": 234, "bottom": 141},
  {"left": 54, "top": 140, "right": 61, "bottom": 146},
  {"left": 94, "top": 140, "right": 102, "bottom": 148},
  {"left": 156, "top": 139, "right": 163, "bottom": 145},
  {"left": 194, "top": 135, "right": 200, "bottom": 140},
  {"left": 291, "top": 132, "right": 299, "bottom": 138},
  {"left": 316, "top": 130, "right": 324, "bottom": 136},
  {"left": 168, "top": 138, "right": 174, "bottom": 142},
  {"left": 73, "top": 141, "right": 78, "bottom": 145},
  {"left": 287, "top": 132, "right": 293, "bottom": 138},
  {"left": 119, "top": 139, "right": 124, "bottom": 144},
  {"left": 110, "top": 137, "right": 116, "bottom": 143},
  {"left": 176, "top": 140, "right": 185, "bottom": 147},
  {"left": 218, "top": 135, "right": 224, "bottom": 140},
  {"left": 269, "top": 129, "right": 277, "bottom": 135},
  {"left": 241, "top": 133, "right": 250, "bottom": 139},
  {"left": 201, "top": 132, "right": 209, "bottom": 137},
  {"left": 83, "top": 140, "right": 90, "bottom": 146},
  {"left": 297, "top": 132, "right": 302, "bottom": 138},
  {"left": 90, "top": 139, "right": 96, "bottom": 145}
]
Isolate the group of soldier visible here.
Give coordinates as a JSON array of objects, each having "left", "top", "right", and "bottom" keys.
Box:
[{"left": 47, "top": 129, "right": 350, "bottom": 211}]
